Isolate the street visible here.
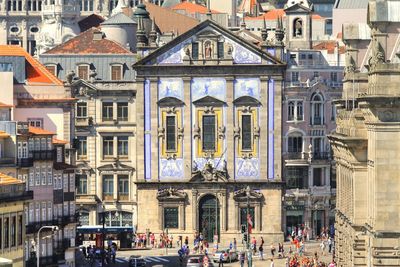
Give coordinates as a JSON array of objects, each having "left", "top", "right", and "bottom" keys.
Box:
[{"left": 77, "top": 241, "right": 334, "bottom": 267}]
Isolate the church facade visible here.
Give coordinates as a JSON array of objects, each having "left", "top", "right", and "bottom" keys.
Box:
[{"left": 133, "top": 19, "right": 286, "bottom": 244}]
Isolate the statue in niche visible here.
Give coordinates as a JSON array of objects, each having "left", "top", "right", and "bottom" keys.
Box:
[
  {"left": 294, "top": 19, "right": 303, "bottom": 37},
  {"left": 205, "top": 42, "right": 212, "bottom": 59}
]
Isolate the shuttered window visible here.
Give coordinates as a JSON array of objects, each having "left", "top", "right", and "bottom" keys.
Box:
[
  {"left": 192, "top": 42, "right": 199, "bottom": 59},
  {"left": 77, "top": 65, "right": 89, "bottom": 80},
  {"left": 202, "top": 115, "right": 216, "bottom": 151},
  {"left": 111, "top": 65, "right": 122, "bottom": 81},
  {"left": 241, "top": 115, "right": 252, "bottom": 150},
  {"left": 166, "top": 116, "right": 176, "bottom": 151}
]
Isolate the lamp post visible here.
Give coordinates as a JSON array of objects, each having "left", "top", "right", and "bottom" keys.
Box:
[
  {"left": 245, "top": 186, "right": 252, "bottom": 267},
  {"left": 37, "top": 225, "right": 59, "bottom": 267},
  {"left": 101, "top": 204, "right": 106, "bottom": 265},
  {"left": 215, "top": 190, "right": 218, "bottom": 245}
]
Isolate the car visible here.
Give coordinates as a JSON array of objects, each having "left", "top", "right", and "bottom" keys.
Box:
[
  {"left": 212, "top": 249, "right": 238, "bottom": 263},
  {"left": 186, "top": 256, "right": 204, "bottom": 267},
  {"left": 129, "top": 255, "right": 146, "bottom": 267}
]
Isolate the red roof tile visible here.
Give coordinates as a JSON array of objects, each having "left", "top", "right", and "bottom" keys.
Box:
[
  {"left": 245, "top": 9, "right": 324, "bottom": 21},
  {"left": 0, "top": 45, "right": 63, "bottom": 85},
  {"left": 0, "top": 102, "right": 14, "bottom": 108},
  {"left": 313, "top": 41, "right": 345, "bottom": 54},
  {"left": 28, "top": 126, "right": 55, "bottom": 135},
  {"left": 171, "top": 1, "right": 220, "bottom": 14},
  {"left": 52, "top": 138, "right": 69, "bottom": 145},
  {"left": 44, "top": 28, "right": 133, "bottom": 55},
  {"left": 145, "top": 2, "right": 199, "bottom": 34}
]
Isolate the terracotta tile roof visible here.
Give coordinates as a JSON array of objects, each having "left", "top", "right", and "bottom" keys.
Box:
[
  {"left": 28, "top": 126, "right": 55, "bottom": 135},
  {"left": 0, "top": 173, "right": 23, "bottom": 185},
  {"left": 44, "top": 28, "right": 133, "bottom": 55},
  {"left": 0, "top": 102, "right": 14, "bottom": 108},
  {"left": 78, "top": 13, "right": 105, "bottom": 32},
  {"left": 171, "top": 1, "right": 220, "bottom": 14},
  {"left": 52, "top": 138, "right": 69, "bottom": 145},
  {"left": 245, "top": 9, "right": 324, "bottom": 20},
  {"left": 0, "top": 131, "right": 10, "bottom": 138},
  {"left": 0, "top": 45, "right": 63, "bottom": 85},
  {"left": 313, "top": 41, "right": 346, "bottom": 54},
  {"left": 145, "top": 2, "right": 199, "bottom": 34}
]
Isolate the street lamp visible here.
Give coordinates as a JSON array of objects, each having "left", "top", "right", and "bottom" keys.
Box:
[
  {"left": 101, "top": 204, "right": 106, "bottom": 265},
  {"left": 37, "top": 225, "right": 59, "bottom": 267},
  {"left": 245, "top": 186, "right": 252, "bottom": 267}
]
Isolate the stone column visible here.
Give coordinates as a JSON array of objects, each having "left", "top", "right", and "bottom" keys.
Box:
[
  {"left": 149, "top": 78, "right": 159, "bottom": 181},
  {"left": 220, "top": 191, "right": 226, "bottom": 231},
  {"left": 192, "top": 190, "right": 198, "bottom": 231},
  {"left": 113, "top": 173, "right": 118, "bottom": 200},
  {"left": 136, "top": 78, "right": 145, "bottom": 181},
  {"left": 234, "top": 202, "right": 239, "bottom": 231},
  {"left": 256, "top": 203, "right": 261, "bottom": 232},
  {"left": 225, "top": 77, "right": 234, "bottom": 179},
  {"left": 183, "top": 77, "right": 192, "bottom": 181},
  {"left": 259, "top": 76, "right": 269, "bottom": 178},
  {"left": 179, "top": 204, "right": 185, "bottom": 230}
]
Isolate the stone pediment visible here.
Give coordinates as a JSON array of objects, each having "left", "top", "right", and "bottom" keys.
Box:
[
  {"left": 191, "top": 161, "right": 228, "bottom": 183},
  {"left": 193, "top": 95, "right": 226, "bottom": 106},
  {"left": 233, "top": 187, "right": 263, "bottom": 202},
  {"left": 71, "top": 80, "right": 97, "bottom": 97},
  {"left": 233, "top": 96, "right": 261, "bottom": 106},
  {"left": 284, "top": 3, "right": 312, "bottom": 13},
  {"left": 157, "top": 96, "right": 185, "bottom": 107},
  {"left": 97, "top": 159, "right": 135, "bottom": 173},
  {"left": 157, "top": 187, "right": 187, "bottom": 201}
]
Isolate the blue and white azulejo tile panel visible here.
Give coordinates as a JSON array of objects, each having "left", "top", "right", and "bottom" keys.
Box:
[
  {"left": 191, "top": 78, "right": 226, "bottom": 102},
  {"left": 158, "top": 78, "right": 184, "bottom": 100},
  {"left": 234, "top": 78, "right": 261, "bottom": 100}
]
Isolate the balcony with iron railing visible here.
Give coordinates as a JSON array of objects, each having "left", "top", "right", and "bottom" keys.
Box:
[
  {"left": 17, "top": 157, "right": 34, "bottom": 167},
  {"left": 312, "top": 152, "right": 330, "bottom": 160},
  {"left": 32, "top": 149, "right": 55, "bottom": 161}
]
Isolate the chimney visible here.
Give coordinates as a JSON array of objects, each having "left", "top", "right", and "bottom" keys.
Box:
[{"left": 93, "top": 30, "right": 104, "bottom": 41}]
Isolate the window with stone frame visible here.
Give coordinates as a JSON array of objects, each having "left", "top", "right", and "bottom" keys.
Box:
[
  {"left": 76, "top": 102, "right": 87, "bottom": 118},
  {"left": 103, "top": 175, "right": 113, "bottom": 199},
  {"left": 164, "top": 207, "right": 179, "bottom": 229},
  {"left": 102, "top": 136, "right": 113, "bottom": 158},
  {"left": 45, "top": 64, "right": 57, "bottom": 76},
  {"left": 118, "top": 175, "right": 129, "bottom": 200},
  {"left": 117, "top": 136, "right": 129, "bottom": 157},
  {"left": 117, "top": 102, "right": 128, "bottom": 121},
  {"left": 102, "top": 102, "right": 114, "bottom": 121},
  {"left": 77, "top": 136, "right": 87, "bottom": 158},
  {"left": 202, "top": 115, "right": 216, "bottom": 151},
  {"left": 166, "top": 115, "right": 177, "bottom": 152},
  {"left": 111, "top": 65, "right": 123, "bottom": 81},
  {"left": 77, "top": 174, "right": 87, "bottom": 195},
  {"left": 313, "top": 168, "right": 324, "bottom": 186},
  {"left": 288, "top": 101, "right": 295, "bottom": 121},
  {"left": 286, "top": 166, "right": 308, "bottom": 189},
  {"left": 288, "top": 135, "right": 303, "bottom": 153},
  {"left": 240, "top": 207, "right": 255, "bottom": 229},
  {"left": 77, "top": 65, "right": 89, "bottom": 80},
  {"left": 241, "top": 114, "right": 252, "bottom": 151}
]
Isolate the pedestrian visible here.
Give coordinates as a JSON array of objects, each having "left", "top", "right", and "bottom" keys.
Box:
[
  {"left": 278, "top": 242, "right": 284, "bottom": 258},
  {"left": 259, "top": 243, "right": 264, "bottom": 260},
  {"left": 328, "top": 237, "right": 333, "bottom": 253},
  {"left": 111, "top": 245, "right": 116, "bottom": 263},
  {"left": 251, "top": 236, "right": 257, "bottom": 254},
  {"left": 270, "top": 258, "right": 275, "bottom": 267},
  {"left": 218, "top": 252, "right": 224, "bottom": 267},
  {"left": 270, "top": 243, "right": 276, "bottom": 258},
  {"left": 233, "top": 238, "right": 237, "bottom": 251},
  {"left": 328, "top": 260, "right": 336, "bottom": 267},
  {"left": 185, "top": 236, "right": 189, "bottom": 246},
  {"left": 320, "top": 240, "right": 326, "bottom": 256}
]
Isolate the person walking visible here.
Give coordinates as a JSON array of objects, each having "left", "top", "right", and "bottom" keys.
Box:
[
  {"left": 320, "top": 240, "right": 326, "bottom": 256},
  {"left": 259, "top": 243, "right": 264, "bottom": 260},
  {"left": 270, "top": 258, "right": 275, "bottom": 267},
  {"left": 233, "top": 238, "right": 237, "bottom": 251},
  {"left": 218, "top": 252, "right": 224, "bottom": 267},
  {"left": 111, "top": 245, "right": 116, "bottom": 263},
  {"left": 270, "top": 243, "right": 276, "bottom": 258},
  {"left": 328, "top": 237, "right": 333, "bottom": 253},
  {"left": 239, "top": 252, "right": 245, "bottom": 267}
]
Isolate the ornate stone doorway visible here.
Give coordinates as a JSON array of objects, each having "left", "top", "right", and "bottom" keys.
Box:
[{"left": 199, "top": 194, "right": 220, "bottom": 242}]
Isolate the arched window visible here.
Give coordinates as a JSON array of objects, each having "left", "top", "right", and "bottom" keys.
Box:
[
  {"left": 311, "top": 93, "right": 324, "bottom": 125},
  {"left": 293, "top": 18, "right": 303, "bottom": 37}
]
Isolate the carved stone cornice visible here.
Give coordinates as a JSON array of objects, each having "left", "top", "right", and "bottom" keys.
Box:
[
  {"left": 157, "top": 187, "right": 187, "bottom": 201},
  {"left": 233, "top": 187, "right": 263, "bottom": 202}
]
